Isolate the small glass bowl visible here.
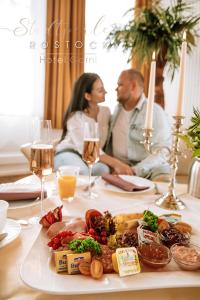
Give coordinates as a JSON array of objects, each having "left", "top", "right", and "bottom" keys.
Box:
[
  {"left": 159, "top": 228, "right": 190, "bottom": 248},
  {"left": 171, "top": 243, "right": 200, "bottom": 271},
  {"left": 137, "top": 243, "right": 172, "bottom": 269}
]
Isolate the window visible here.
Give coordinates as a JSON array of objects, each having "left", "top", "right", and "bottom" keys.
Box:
[
  {"left": 85, "top": 0, "right": 135, "bottom": 112},
  {"left": 0, "top": 0, "right": 47, "bottom": 176},
  {"left": 0, "top": 0, "right": 46, "bottom": 116}
]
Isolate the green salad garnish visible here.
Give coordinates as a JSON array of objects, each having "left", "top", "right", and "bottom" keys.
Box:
[
  {"left": 143, "top": 210, "right": 158, "bottom": 232},
  {"left": 69, "top": 238, "right": 101, "bottom": 255}
]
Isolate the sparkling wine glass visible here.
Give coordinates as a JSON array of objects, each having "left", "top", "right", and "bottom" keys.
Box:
[
  {"left": 82, "top": 122, "right": 100, "bottom": 199},
  {"left": 29, "top": 119, "right": 54, "bottom": 223}
]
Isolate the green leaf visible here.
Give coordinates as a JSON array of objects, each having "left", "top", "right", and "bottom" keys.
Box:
[
  {"left": 105, "top": 0, "right": 200, "bottom": 80},
  {"left": 179, "top": 107, "right": 200, "bottom": 157},
  {"left": 178, "top": 134, "right": 194, "bottom": 149},
  {"left": 192, "top": 149, "right": 200, "bottom": 158},
  {"left": 69, "top": 238, "right": 101, "bottom": 255},
  {"left": 143, "top": 210, "right": 158, "bottom": 232}
]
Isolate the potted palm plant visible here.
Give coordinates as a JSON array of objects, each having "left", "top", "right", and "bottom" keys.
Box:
[{"left": 106, "top": 0, "right": 200, "bottom": 108}]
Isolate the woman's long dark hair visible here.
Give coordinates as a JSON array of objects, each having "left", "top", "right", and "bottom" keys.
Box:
[{"left": 60, "top": 72, "right": 101, "bottom": 141}]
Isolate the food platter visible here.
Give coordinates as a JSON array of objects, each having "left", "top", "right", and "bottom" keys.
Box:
[{"left": 20, "top": 212, "right": 200, "bottom": 295}]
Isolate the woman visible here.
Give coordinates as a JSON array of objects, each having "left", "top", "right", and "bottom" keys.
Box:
[{"left": 55, "top": 72, "right": 133, "bottom": 175}]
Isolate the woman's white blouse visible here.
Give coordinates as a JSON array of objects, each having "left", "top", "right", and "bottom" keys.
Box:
[{"left": 56, "top": 106, "right": 111, "bottom": 155}]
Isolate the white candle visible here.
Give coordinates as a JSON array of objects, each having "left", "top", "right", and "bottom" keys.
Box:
[
  {"left": 145, "top": 52, "right": 156, "bottom": 129},
  {"left": 176, "top": 31, "right": 187, "bottom": 116}
]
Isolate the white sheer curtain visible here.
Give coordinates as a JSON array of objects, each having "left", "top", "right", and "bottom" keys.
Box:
[
  {"left": 163, "top": 0, "right": 200, "bottom": 127},
  {"left": 0, "top": 0, "right": 46, "bottom": 176}
]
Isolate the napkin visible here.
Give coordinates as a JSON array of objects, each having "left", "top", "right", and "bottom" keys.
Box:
[
  {"left": 101, "top": 174, "right": 149, "bottom": 192},
  {"left": 0, "top": 182, "right": 47, "bottom": 201}
]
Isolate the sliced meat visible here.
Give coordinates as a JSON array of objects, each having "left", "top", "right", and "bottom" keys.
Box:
[
  {"left": 93, "top": 245, "right": 115, "bottom": 273},
  {"left": 47, "top": 222, "right": 66, "bottom": 238},
  {"left": 64, "top": 218, "right": 86, "bottom": 233},
  {"left": 72, "top": 232, "right": 89, "bottom": 240},
  {"left": 47, "top": 218, "right": 86, "bottom": 238}
]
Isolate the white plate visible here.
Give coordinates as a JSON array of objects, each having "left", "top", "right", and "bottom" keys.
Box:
[
  {"left": 20, "top": 224, "right": 200, "bottom": 295},
  {"left": 17, "top": 174, "right": 87, "bottom": 188},
  {"left": 97, "top": 175, "right": 154, "bottom": 194},
  {"left": 0, "top": 219, "right": 21, "bottom": 248},
  {"left": 7, "top": 198, "right": 41, "bottom": 210}
]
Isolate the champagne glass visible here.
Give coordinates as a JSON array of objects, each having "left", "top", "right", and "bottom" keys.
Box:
[
  {"left": 82, "top": 122, "right": 100, "bottom": 199},
  {"left": 30, "top": 119, "right": 54, "bottom": 223}
]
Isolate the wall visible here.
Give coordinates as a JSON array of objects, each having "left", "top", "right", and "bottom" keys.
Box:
[{"left": 163, "top": 0, "right": 200, "bottom": 127}]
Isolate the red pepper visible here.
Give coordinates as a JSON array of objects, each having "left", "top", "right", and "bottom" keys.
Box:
[
  {"left": 39, "top": 205, "right": 63, "bottom": 228},
  {"left": 47, "top": 230, "right": 74, "bottom": 250},
  {"left": 158, "top": 218, "right": 164, "bottom": 225},
  {"left": 85, "top": 209, "right": 102, "bottom": 230}
]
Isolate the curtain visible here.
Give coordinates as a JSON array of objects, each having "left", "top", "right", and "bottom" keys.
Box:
[
  {"left": 135, "top": 0, "right": 151, "bottom": 8},
  {"left": 44, "top": 0, "right": 85, "bottom": 128},
  {"left": 131, "top": 0, "right": 152, "bottom": 97}
]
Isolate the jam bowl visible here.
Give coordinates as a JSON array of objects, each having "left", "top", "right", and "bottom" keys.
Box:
[
  {"left": 159, "top": 227, "right": 190, "bottom": 248},
  {"left": 137, "top": 243, "right": 172, "bottom": 269},
  {"left": 171, "top": 243, "right": 200, "bottom": 271}
]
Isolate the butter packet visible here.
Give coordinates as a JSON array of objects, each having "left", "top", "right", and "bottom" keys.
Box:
[
  {"left": 116, "top": 247, "right": 141, "bottom": 277},
  {"left": 67, "top": 252, "right": 91, "bottom": 274},
  {"left": 137, "top": 224, "right": 160, "bottom": 245},
  {"left": 54, "top": 250, "right": 73, "bottom": 273},
  {"left": 159, "top": 213, "right": 182, "bottom": 224}
]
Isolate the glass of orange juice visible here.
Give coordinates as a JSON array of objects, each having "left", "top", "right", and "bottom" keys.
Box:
[{"left": 57, "top": 166, "right": 80, "bottom": 202}]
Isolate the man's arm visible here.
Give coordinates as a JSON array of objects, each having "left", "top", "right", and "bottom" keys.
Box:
[
  {"left": 100, "top": 154, "right": 135, "bottom": 175},
  {"left": 133, "top": 104, "right": 171, "bottom": 178}
]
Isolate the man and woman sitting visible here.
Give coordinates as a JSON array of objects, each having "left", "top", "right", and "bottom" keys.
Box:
[{"left": 55, "top": 69, "right": 171, "bottom": 181}]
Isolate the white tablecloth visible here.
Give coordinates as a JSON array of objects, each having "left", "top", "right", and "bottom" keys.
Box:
[{"left": 1, "top": 175, "right": 200, "bottom": 300}]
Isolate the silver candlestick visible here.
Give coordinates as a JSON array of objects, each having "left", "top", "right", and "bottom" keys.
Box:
[{"left": 142, "top": 116, "right": 186, "bottom": 210}]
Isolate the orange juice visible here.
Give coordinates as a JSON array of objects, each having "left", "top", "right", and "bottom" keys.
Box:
[{"left": 58, "top": 175, "right": 76, "bottom": 201}]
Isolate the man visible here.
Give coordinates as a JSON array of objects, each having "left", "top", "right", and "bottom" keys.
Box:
[{"left": 105, "top": 69, "right": 171, "bottom": 180}]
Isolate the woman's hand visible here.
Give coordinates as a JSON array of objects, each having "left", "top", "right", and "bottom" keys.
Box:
[
  {"left": 99, "top": 154, "right": 135, "bottom": 175},
  {"left": 112, "top": 161, "right": 135, "bottom": 175}
]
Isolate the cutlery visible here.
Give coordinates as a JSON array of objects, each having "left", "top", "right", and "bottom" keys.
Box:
[
  {"left": 0, "top": 232, "right": 8, "bottom": 242},
  {"left": 154, "top": 183, "right": 162, "bottom": 195},
  {"left": 83, "top": 176, "right": 100, "bottom": 192},
  {"left": 154, "top": 183, "right": 186, "bottom": 197}
]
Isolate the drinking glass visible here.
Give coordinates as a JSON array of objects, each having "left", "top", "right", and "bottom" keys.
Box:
[
  {"left": 29, "top": 119, "right": 54, "bottom": 223},
  {"left": 57, "top": 166, "right": 80, "bottom": 202},
  {"left": 82, "top": 122, "right": 100, "bottom": 199}
]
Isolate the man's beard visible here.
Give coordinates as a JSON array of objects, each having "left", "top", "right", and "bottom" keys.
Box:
[
  {"left": 117, "top": 96, "right": 123, "bottom": 103},
  {"left": 117, "top": 95, "right": 128, "bottom": 104}
]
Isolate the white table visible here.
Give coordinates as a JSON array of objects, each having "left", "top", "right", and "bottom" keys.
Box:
[{"left": 1, "top": 175, "right": 200, "bottom": 300}]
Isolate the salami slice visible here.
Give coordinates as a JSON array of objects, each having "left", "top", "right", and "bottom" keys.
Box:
[{"left": 93, "top": 245, "right": 115, "bottom": 273}]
